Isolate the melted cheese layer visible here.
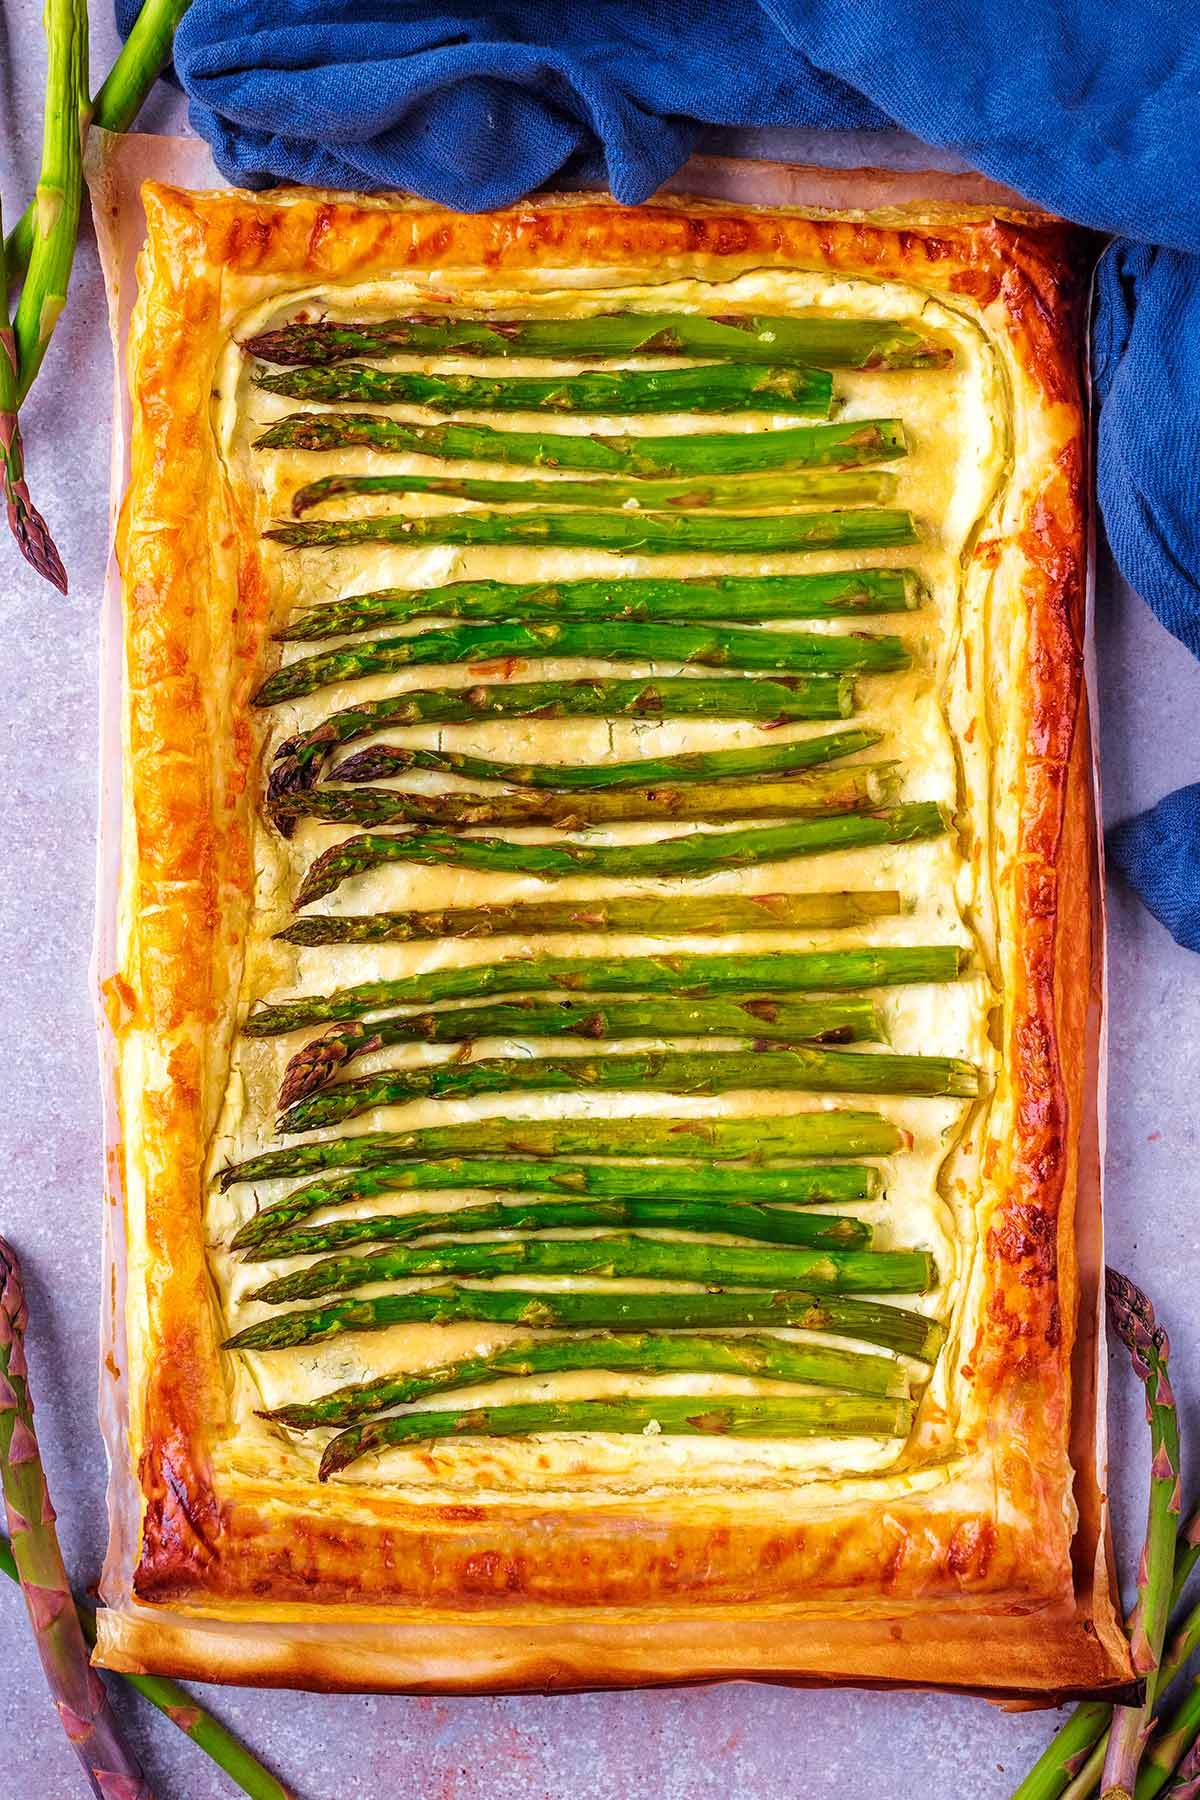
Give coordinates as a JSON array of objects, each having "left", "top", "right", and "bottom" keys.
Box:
[{"left": 204, "top": 266, "right": 1008, "bottom": 1500}]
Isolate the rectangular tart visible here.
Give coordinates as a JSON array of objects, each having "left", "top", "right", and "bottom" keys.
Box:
[{"left": 95, "top": 182, "right": 1130, "bottom": 1696}]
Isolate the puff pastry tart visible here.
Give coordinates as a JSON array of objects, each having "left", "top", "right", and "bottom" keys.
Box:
[{"left": 96, "top": 181, "right": 1132, "bottom": 1697}]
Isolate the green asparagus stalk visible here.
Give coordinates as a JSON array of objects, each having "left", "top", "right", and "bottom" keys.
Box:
[
  {"left": 0, "top": 1240, "right": 152, "bottom": 1799},
  {"left": 226, "top": 1280, "right": 944, "bottom": 1359},
  {"left": 241, "top": 1196, "right": 874, "bottom": 1261},
  {"left": 0, "top": 1540, "right": 293, "bottom": 1800},
  {"left": 248, "top": 1236, "right": 935, "bottom": 1306},
  {"left": 231, "top": 1157, "right": 883, "bottom": 1252},
  {"left": 289, "top": 467, "right": 896, "bottom": 516},
  {"left": 246, "top": 944, "right": 964, "bottom": 1036},
  {"left": 1010, "top": 1506, "right": 1200, "bottom": 1800},
  {"left": 278, "top": 570, "right": 923, "bottom": 637},
  {"left": 1132, "top": 1688, "right": 1200, "bottom": 1800},
  {"left": 295, "top": 804, "right": 951, "bottom": 904},
  {"left": 12, "top": 0, "right": 89, "bottom": 404},
  {"left": 255, "top": 618, "right": 907, "bottom": 707},
  {"left": 0, "top": 196, "right": 66, "bottom": 590},
  {"left": 244, "top": 311, "right": 949, "bottom": 370},
  {"left": 1100, "top": 1272, "right": 1181, "bottom": 1800},
  {"left": 5, "top": 0, "right": 193, "bottom": 289},
  {"left": 266, "top": 504, "right": 919, "bottom": 558},
  {"left": 268, "top": 679, "right": 858, "bottom": 802},
  {"left": 277, "top": 1046, "right": 979, "bottom": 1133},
  {"left": 220, "top": 1110, "right": 906, "bottom": 1189},
  {"left": 279, "top": 994, "right": 883, "bottom": 1104},
  {"left": 256, "top": 358, "right": 835, "bottom": 415},
  {"left": 253, "top": 413, "right": 904, "bottom": 477},
  {"left": 272, "top": 766, "right": 899, "bottom": 833},
  {"left": 276, "top": 888, "right": 903, "bottom": 946},
  {"left": 262, "top": 1330, "right": 909, "bottom": 1432},
  {"left": 327, "top": 726, "right": 881, "bottom": 790},
  {"left": 317, "top": 1392, "right": 916, "bottom": 1479}
]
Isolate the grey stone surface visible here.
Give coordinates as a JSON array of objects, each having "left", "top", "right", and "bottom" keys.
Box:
[{"left": 1, "top": 12, "right": 1198, "bottom": 1797}]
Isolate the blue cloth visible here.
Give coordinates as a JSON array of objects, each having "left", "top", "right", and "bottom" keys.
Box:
[{"left": 121, "top": 0, "right": 1200, "bottom": 949}]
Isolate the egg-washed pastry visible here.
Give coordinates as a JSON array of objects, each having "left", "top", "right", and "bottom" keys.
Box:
[{"left": 95, "top": 184, "right": 1131, "bottom": 1697}]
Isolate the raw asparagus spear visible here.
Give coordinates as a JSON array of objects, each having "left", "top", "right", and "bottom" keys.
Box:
[
  {"left": 266, "top": 505, "right": 919, "bottom": 557},
  {"left": 256, "top": 359, "right": 835, "bottom": 414},
  {"left": 0, "top": 1240, "right": 152, "bottom": 1800},
  {"left": 271, "top": 766, "right": 898, "bottom": 832},
  {"left": 226, "top": 1282, "right": 944, "bottom": 1358},
  {"left": 0, "top": 1535, "right": 292, "bottom": 1800},
  {"left": 262, "top": 1331, "right": 909, "bottom": 1432},
  {"left": 231, "top": 1158, "right": 884, "bottom": 1251},
  {"left": 246, "top": 943, "right": 965, "bottom": 1035},
  {"left": 247, "top": 1237, "right": 936, "bottom": 1306},
  {"left": 276, "top": 889, "right": 903, "bottom": 946},
  {"left": 327, "top": 726, "right": 881, "bottom": 789},
  {"left": 0, "top": 197, "right": 66, "bottom": 590},
  {"left": 254, "top": 413, "right": 903, "bottom": 476},
  {"left": 5, "top": 0, "right": 192, "bottom": 288},
  {"left": 255, "top": 618, "right": 907, "bottom": 707},
  {"left": 244, "top": 312, "right": 948, "bottom": 370},
  {"left": 240, "top": 1196, "right": 874, "bottom": 1261},
  {"left": 268, "top": 679, "right": 858, "bottom": 801},
  {"left": 219, "top": 1111, "right": 906, "bottom": 1189},
  {"left": 277, "top": 1046, "right": 979, "bottom": 1133},
  {"left": 278, "top": 995, "right": 883, "bottom": 1105},
  {"left": 289, "top": 467, "right": 895, "bottom": 515},
  {"left": 295, "top": 804, "right": 950, "bottom": 903},
  {"left": 318, "top": 1393, "right": 916, "bottom": 1478},
  {"left": 1100, "top": 1272, "right": 1180, "bottom": 1800},
  {"left": 278, "top": 570, "right": 922, "bottom": 637},
  {"left": 12, "top": 0, "right": 88, "bottom": 404}
]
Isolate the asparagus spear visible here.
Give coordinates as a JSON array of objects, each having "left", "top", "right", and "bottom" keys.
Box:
[
  {"left": 272, "top": 766, "right": 899, "bottom": 832},
  {"left": 317, "top": 1393, "right": 916, "bottom": 1479},
  {"left": 263, "top": 1330, "right": 908, "bottom": 1431},
  {"left": 220, "top": 1111, "right": 906, "bottom": 1189},
  {"left": 241, "top": 1196, "right": 874, "bottom": 1261},
  {"left": 278, "top": 570, "right": 923, "bottom": 637},
  {"left": 256, "top": 617, "right": 890, "bottom": 704},
  {"left": 5, "top": 0, "right": 193, "bottom": 289},
  {"left": 12, "top": 0, "right": 88, "bottom": 404},
  {"left": 245, "top": 312, "right": 949, "bottom": 370},
  {"left": 280, "top": 993, "right": 884, "bottom": 1103},
  {"left": 1011, "top": 1507, "right": 1200, "bottom": 1800},
  {"left": 327, "top": 726, "right": 882, "bottom": 790},
  {"left": 266, "top": 504, "right": 919, "bottom": 557},
  {"left": 231, "top": 1158, "right": 884, "bottom": 1252},
  {"left": 226, "top": 1280, "right": 944, "bottom": 1358},
  {"left": 289, "top": 467, "right": 895, "bottom": 516},
  {"left": 295, "top": 804, "right": 951, "bottom": 903},
  {"left": 1165, "top": 1744, "right": 1200, "bottom": 1800},
  {"left": 277, "top": 1046, "right": 979, "bottom": 1133},
  {"left": 254, "top": 413, "right": 904, "bottom": 476},
  {"left": 0, "top": 1537, "right": 292, "bottom": 1800},
  {"left": 0, "top": 197, "right": 66, "bottom": 590},
  {"left": 280, "top": 995, "right": 883, "bottom": 1104},
  {"left": 277, "top": 888, "right": 903, "bottom": 946},
  {"left": 248, "top": 1237, "right": 935, "bottom": 1306},
  {"left": 269, "top": 680, "right": 858, "bottom": 802},
  {"left": 1100, "top": 1272, "right": 1181, "bottom": 1800},
  {"left": 246, "top": 944, "right": 965, "bottom": 1035},
  {"left": 256, "top": 358, "right": 835, "bottom": 415},
  {"left": 0, "top": 1240, "right": 152, "bottom": 1799}
]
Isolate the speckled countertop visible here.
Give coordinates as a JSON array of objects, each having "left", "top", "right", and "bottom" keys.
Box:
[{"left": 1, "top": 11, "right": 1198, "bottom": 1796}]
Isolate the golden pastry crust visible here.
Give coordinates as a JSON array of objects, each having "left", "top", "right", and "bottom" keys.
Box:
[{"left": 97, "top": 181, "right": 1130, "bottom": 1696}]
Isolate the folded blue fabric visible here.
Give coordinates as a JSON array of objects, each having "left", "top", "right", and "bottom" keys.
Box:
[{"left": 122, "top": 0, "right": 1200, "bottom": 948}]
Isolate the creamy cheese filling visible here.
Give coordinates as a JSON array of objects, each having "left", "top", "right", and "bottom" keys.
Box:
[{"left": 201, "top": 266, "right": 1009, "bottom": 1499}]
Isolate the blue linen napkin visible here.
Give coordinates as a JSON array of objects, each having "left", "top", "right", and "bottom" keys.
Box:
[{"left": 126, "top": 0, "right": 1200, "bottom": 949}]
